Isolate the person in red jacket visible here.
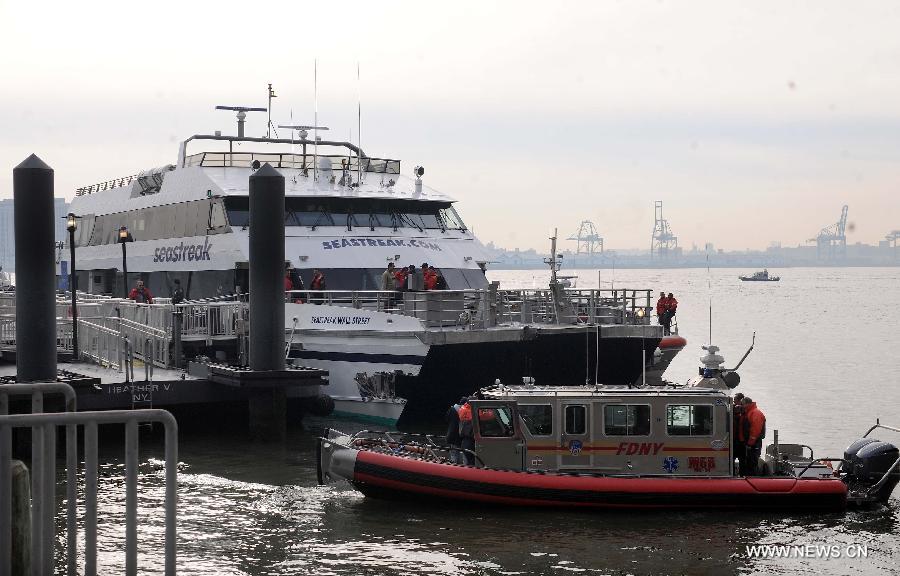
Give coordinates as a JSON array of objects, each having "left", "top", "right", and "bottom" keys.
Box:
[
  {"left": 741, "top": 396, "right": 766, "bottom": 475},
  {"left": 655, "top": 291, "right": 667, "bottom": 330},
  {"left": 128, "top": 280, "right": 153, "bottom": 304}
]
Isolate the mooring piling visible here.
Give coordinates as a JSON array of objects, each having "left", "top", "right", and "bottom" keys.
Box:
[{"left": 13, "top": 155, "right": 57, "bottom": 382}]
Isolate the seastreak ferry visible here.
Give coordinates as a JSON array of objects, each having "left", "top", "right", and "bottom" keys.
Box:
[{"left": 63, "top": 116, "right": 667, "bottom": 425}]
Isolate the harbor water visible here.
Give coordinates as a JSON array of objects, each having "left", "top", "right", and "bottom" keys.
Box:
[{"left": 59, "top": 267, "right": 900, "bottom": 575}]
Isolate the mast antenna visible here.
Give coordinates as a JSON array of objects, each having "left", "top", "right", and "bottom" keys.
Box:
[
  {"left": 357, "top": 61, "right": 362, "bottom": 187},
  {"left": 267, "top": 83, "right": 278, "bottom": 138},
  {"left": 215, "top": 105, "right": 267, "bottom": 138},
  {"left": 314, "top": 59, "right": 319, "bottom": 183}
]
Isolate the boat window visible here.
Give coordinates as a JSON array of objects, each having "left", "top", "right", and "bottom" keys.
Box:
[
  {"left": 565, "top": 405, "right": 587, "bottom": 435},
  {"left": 209, "top": 201, "right": 228, "bottom": 229},
  {"left": 477, "top": 406, "right": 515, "bottom": 438},
  {"left": 666, "top": 405, "right": 713, "bottom": 436},
  {"left": 224, "top": 197, "right": 249, "bottom": 227},
  {"left": 604, "top": 405, "right": 651, "bottom": 436},
  {"left": 520, "top": 404, "right": 553, "bottom": 436},
  {"left": 439, "top": 206, "right": 467, "bottom": 231}
]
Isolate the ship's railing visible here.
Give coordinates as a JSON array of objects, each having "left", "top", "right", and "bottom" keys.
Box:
[
  {"left": 75, "top": 173, "right": 139, "bottom": 196},
  {"left": 183, "top": 151, "right": 401, "bottom": 174},
  {"left": 286, "top": 287, "right": 655, "bottom": 328}
]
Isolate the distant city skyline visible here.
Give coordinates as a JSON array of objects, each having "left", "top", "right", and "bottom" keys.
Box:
[{"left": 2, "top": 1, "right": 899, "bottom": 252}]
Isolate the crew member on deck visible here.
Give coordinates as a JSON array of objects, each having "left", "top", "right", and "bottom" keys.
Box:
[
  {"left": 445, "top": 396, "right": 467, "bottom": 464},
  {"left": 663, "top": 292, "right": 678, "bottom": 335},
  {"left": 656, "top": 291, "right": 667, "bottom": 329},
  {"left": 457, "top": 399, "right": 475, "bottom": 465},
  {"left": 128, "top": 279, "right": 153, "bottom": 304},
  {"left": 171, "top": 279, "right": 184, "bottom": 304},
  {"left": 309, "top": 269, "right": 326, "bottom": 304},
  {"left": 742, "top": 396, "right": 767, "bottom": 476}
]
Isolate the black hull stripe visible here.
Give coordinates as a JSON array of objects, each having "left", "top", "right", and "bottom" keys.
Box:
[
  {"left": 354, "top": 461, "right": 847, "bottom": 510},
  {"left": 288, "top": 350, "right": 425, "bottom": 365}
]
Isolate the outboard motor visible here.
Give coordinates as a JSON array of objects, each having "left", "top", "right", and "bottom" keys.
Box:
[{"left": 843, "top": 439, "right": 900, "bottom": 504}]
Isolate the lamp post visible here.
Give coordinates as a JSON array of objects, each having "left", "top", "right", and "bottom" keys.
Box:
[
  {"left": 67, "top": 213, "right": 80, "bottom": 358},
  {"left": 119, "top": 226, "right": 133, "bottom": 298}
]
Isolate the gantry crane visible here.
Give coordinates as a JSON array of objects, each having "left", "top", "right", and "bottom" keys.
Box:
[{"left": 809, "top": 205, "right": 848, "bottom": 260}]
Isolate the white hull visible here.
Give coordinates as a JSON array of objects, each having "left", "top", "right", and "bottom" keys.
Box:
[{"left": 330, "top": 397, "right": 407, "bottom": 426}]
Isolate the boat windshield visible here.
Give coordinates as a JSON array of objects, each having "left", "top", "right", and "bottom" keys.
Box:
[{"left": 224, "top": 197, "right": 467, "bottom": 231}]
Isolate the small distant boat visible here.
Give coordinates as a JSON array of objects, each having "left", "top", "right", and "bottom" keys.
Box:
[{"left": 739, "top": 269, "right": 779, "bottom": 282}]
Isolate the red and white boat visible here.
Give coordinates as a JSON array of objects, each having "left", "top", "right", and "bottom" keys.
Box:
[{"left": 318, "top": 352, "right": 900, "bottom": 511}]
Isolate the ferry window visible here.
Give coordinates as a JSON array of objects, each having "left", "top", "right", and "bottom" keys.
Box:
[
  {"left": 565, "top": 405, "right": 587, "bottom": 435},
  {"left": 154, "top": 205, "right": 176, "bottom": 238},
  {"left": 209, "top": 201, "right": 227, "bottom": 229},
  {"left": 478, "top": 406, "right": 515, "bottom": 438},
  {"left": 604, "top": 405, "right": 651, "bottom": 436},
  {"left": 173, "top": 204, "right": 187, "bottom": 237},
  {"left": 224, "top": 197, "right": 249, "bottom": 227},
  {"left": 666, "top": 405, "right": 713, "bottom": 436},
  {"left": 440, "top": 206, "right": 467, "bottom": 231},
  {"left": 520, "top": 404, "right": 553, "bottom": 436}
]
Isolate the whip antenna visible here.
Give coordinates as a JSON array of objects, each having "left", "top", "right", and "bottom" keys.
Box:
[
  {"left": 357, "top": 61, "right": 362, "bottom": 186},
  {"left": 314, "top": 59, "right": 319, "bottom": 183},
  {"left": 707, "top": 253, "right": 712, "bottom": 345}
]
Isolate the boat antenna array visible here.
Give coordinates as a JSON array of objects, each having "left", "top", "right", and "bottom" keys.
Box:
[{"left": 215, "top": 105, "right": 267, "bottom": 138}]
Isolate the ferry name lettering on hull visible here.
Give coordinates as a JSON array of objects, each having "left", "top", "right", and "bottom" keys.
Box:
[
  {"left": 321, "top": 238, "right": 441, "bottom": 251},
  {"left": 153, "top": 237, "right": 213, "bottom": 263}
]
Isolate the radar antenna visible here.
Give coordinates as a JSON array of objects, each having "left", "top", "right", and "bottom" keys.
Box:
[
  {"left": 215, "top": 105, "right": 267, "bottom": 138},
  {"left": 278, "top": 124, "right": 330, "bottom": 175}
]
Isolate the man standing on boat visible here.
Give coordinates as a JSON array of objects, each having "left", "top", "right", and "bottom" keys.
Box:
[
  {"left": 656, "top": 292, "right": 667, "bottom": 332},
  {"left": 445, "top": 396, "right": 466, "bottom": 464},
  {"left": 742, "top": 396, "right": 767, "bottom": 475},
  {"left": 663, "top": 292, "right": 678, "bottom": 335},
  {"left": 309, "top": 269, "right": 326, "bottom": 304},
  {"left": 381, "top": 263, "right": 396, "bottom": 309},
  {"left": 457, "top": 399, "right": 475, "bottom": 465},
  {"left": 128, "top": 279, "right": 153, "bottom": 304}
]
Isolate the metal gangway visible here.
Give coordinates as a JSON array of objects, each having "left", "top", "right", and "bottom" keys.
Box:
[
  {"left": 0, "top": 292, "right": 249, "bottom": 371},
  {"left": 0, "top": 382, "right": 177, "bottom": 575}
]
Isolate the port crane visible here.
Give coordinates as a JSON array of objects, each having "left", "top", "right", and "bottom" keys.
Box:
[{"left": 809, "top": 205, "right": 848, "bottom": 260}]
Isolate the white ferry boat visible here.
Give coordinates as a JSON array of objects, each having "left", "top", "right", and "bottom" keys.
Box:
[{"left": 62, "top": 110, "right": 669, "bottom": 425}]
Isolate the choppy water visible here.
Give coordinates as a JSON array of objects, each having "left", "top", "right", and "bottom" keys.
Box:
[{"left": 57, "top": 267, "right": 900, "bottom": 575}]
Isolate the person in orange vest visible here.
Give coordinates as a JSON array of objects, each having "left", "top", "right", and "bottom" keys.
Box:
[
  {"left": 424, "top": 265, "right": 438, "bottom": 290},
  {"left": 663, "top": 292, "right": 678, "bottom": 335},
  {"left": 457, "top": 399, "right": 475, "bottom": 465},
  {"left": 394, "top": 266, "right": 408, "bottom": 292},
  {"left": 656, "top": 291, "right": 667, "bottom": 329},
  {"left": 741, "top": 396, "right": 767, "bottom": 476}
]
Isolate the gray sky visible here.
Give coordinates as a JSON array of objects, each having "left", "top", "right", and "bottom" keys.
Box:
[{"left": 2, "top": 0, "right": 898, "bottom": 251}]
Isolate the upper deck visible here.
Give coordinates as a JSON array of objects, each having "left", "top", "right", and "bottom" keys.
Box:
[{"left": 74, "top": 135, "right": 452, "bottom": 205}]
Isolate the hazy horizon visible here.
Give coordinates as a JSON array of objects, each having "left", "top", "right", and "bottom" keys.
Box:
[{"left": 2, "top": 1, "right": 898, "bottom": 252}]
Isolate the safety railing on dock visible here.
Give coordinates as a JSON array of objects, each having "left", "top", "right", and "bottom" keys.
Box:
[
  {"left": 0, "top": 391, "right": 178, "bottom": 576},
  {"left": 0, "top": 383, "right": 78, "bottom": 576}
]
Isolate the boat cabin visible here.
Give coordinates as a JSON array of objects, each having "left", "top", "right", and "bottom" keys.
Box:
[{"left": 471, "top": 384, "right": 734, "bottom": 477}]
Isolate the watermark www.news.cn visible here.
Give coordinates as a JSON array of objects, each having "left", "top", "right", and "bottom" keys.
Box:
[{"left": 745, "top": 544, "right": 869, "bottom": 560}]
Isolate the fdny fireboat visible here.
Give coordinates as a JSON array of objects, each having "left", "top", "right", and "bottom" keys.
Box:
[{"left": 317, "top": 344, "right": 900, "bottom": 510}]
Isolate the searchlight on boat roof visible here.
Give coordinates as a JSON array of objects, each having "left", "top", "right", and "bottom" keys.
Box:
[{"left": 215, "top": 105, "right": 267, "bottom": 138}]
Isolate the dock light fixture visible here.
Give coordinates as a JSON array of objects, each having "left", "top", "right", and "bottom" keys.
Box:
[
  {"left": 66, "top": 213, "right": 81, "bottom": 358},
  {"left": 119, "top": 226, "right": 134, "bottom": 298}
]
